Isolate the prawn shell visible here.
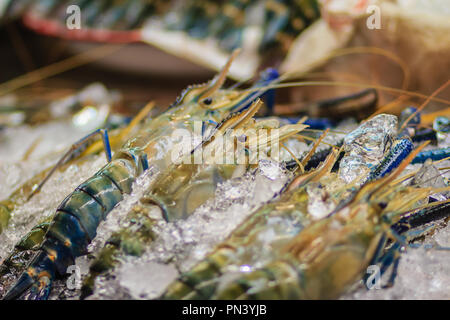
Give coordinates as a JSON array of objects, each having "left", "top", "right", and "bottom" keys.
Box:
[
  {"left": 97, "top": 159, "right": 136, "bottom": 194},
  {"left": 77, "top": 175, "right": 123, "bottom": 218},
  {"left": 57, "top": 190, "right": 105, "bottom": 240},
  {"left": 46, "top": 212, "right": 90, "bottom": 258}
]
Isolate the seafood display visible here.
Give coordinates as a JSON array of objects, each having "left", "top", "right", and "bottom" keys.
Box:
[{"left": 0, "top": 0, "right": 449, "bottom": 302}]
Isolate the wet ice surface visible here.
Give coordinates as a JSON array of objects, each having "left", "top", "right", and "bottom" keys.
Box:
[
  {"left": 0, "top": 120, "right": 105, "bottom": 200},
  {"left": 342, "top": 225, "right": 450, "bottom": 300},
  {"left": 0, "top": 83, "right": 118, "bottom": 200},
  {"left": 339, "top": 114, "right": 398, "bottom": 185}
]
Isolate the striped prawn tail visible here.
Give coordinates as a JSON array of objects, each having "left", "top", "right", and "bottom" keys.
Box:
[{"left": 3, "top": 150, "right": 148, "bottom": 300}]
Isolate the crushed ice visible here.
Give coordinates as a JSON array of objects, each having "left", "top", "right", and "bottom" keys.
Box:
[{"left": 339, "top": 114, "right": 398, "bottom": 185}]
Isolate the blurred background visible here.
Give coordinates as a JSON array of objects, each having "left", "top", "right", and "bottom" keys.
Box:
[{"left": 0, "top": 0, "right": 449, "bottom": 151}]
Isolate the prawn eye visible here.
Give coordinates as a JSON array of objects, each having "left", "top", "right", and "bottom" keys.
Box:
[{"left": 202, "top": 97, "right": 213, "bottom": 105}]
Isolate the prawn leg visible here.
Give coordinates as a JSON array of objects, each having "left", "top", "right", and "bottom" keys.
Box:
[{"left": 27, "top": 128, "right": 112, "bottom": 200}]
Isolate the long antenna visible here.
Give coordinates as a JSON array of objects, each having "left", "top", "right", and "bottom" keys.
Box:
[{"left": 0, "top": 44, "right": 125, "bottom": 96}]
